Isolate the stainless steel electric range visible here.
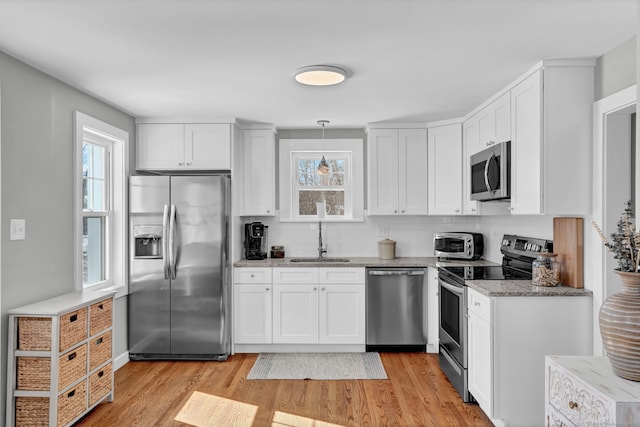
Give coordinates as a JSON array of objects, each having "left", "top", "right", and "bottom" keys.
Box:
[{"left": 437, "top": 234, "right": 553, "bottom": 402}]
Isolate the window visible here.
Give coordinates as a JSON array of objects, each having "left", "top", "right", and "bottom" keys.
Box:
[
  {"left": 279, "top": 139, "right": 363, "bottom": 222},
  {"left": 74, "top": 112, "right": 128, "bottom": 294}
]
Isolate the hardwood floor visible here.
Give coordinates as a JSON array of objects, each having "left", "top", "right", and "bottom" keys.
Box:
[{"left": 77, "top": 353, "right": 492, "bottom": 426}]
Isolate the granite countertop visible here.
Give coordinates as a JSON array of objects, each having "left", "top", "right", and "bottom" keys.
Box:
[
  {"left": 468, "top": 279, "right": 593, "bottom": 297},
  {"left": 233, "top": 256, "right": 499, "bottom": 268}
]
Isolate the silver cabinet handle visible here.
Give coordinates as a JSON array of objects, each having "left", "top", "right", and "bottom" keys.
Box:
[
  {"left": 186, "top": 161, "right": 192, "bottom": 166},
  {"left": 265, "top": 287, "right": 270, "bottom": 291},
  {"left": 178, "top": 162, "right": 184, "bottom": 166}
]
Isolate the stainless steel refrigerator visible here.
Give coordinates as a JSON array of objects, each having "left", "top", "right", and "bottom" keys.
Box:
[{"left": 128, "top": 175, "right": 230, "bottom": 360}]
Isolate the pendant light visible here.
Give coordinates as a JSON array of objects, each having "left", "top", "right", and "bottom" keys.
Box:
[{"left": 317, "top": 120, "right": 330, "bottom": 175}]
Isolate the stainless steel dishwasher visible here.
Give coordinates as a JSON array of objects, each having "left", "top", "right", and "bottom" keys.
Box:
[{"left": 366, "top": 267, "right": 427, "bottom": 351}]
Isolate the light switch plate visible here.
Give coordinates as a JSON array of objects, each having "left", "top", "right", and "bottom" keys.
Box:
[
  {"left": 376, "top": 225, "right": 389, "bottom": 238},
  {"left": 10, "top": 219, "right": 26, "bottom": 240}
]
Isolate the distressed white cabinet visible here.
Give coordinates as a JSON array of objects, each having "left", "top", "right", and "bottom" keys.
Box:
[
  {"left": 545, "top": 356, "right": 640, "bottom": 427},
  {"left": 426, "top": 267, "right": 439, "bottom": 353},
  {"left": 510, "top": 61, "right": 594, "bottom": 215},
  {"left": 137, "top": 123, "right": 231, "bottom": 171},
  {"left": 6, "top": 291, "right": 115, "bottom": 427},
  {"left": 367, "top": 128, "right": 428, "bottom": 215},
  {"left": 427, "top": 122, "right": 462, "bottom": 215},
  {"left": 240, "top": 128, "right": 275, "bottom": 216},
  {"left": 465, "top": 287, "right": 592, "bottom": 426},
  {"left": 233, "top": 268, "right": 273, "bottom": 344}
]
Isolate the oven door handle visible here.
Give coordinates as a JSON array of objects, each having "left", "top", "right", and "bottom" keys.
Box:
[{"left": 439, "top": 278, "right": 464, "bottom": 296}]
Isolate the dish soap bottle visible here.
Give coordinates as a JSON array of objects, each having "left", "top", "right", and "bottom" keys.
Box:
[{"left": 532, "top": 252, "right": 561, "bottom": 287}]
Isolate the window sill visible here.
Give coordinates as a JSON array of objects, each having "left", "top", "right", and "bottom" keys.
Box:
[{"left": 84, "top": 283, "right": 128, "bottom": 299}]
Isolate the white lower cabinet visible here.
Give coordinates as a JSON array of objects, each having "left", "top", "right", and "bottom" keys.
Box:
[
  {"left": 426, "top": 267, "right": 439, "bottom": 353},
  {"left": 466, "top": 287, "right": 592, "bottom": 426},
  {"left": 233, "top": 267, "right": 365, "bottom": 349}
]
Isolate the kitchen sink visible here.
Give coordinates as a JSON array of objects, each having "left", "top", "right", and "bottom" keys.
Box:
[{"left": 289, "top": 257, "right": 350, "bottom": 263}]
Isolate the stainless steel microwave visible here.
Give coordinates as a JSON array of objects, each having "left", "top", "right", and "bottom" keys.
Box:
[
  {"left": 470, "top": 141, "right": 510, "bottom": 201},
  {"left": 433, "top": 232, "right": 484, "bottom": 260}
]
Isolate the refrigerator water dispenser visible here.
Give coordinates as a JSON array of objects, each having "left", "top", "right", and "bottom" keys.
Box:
[{"left": 133, "top": 225, "right": 163, "bottom": 258}]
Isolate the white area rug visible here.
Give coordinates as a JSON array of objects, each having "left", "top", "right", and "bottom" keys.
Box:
[{"left": 246, "top": 352, "right": 388, "bottom": 380}]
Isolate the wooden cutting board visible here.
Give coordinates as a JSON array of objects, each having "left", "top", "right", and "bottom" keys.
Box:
[{"left": 553, "top": 217, "right": 584, "bottom": 288}]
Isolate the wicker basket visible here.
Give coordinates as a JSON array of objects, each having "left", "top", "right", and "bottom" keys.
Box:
[
  {"left": 58, "top": 344, "right": 87, "bottom": 391},
  {"left": 89, "top": 299, "right": 112, "bottom": 336},
  {"left": 18, "top": 317, "right": 52, "bottom": 351},
  {"left": 59, "top": 308, "right": 87, "bottom": 352},
  {"left": 57, "top": 381, "right": 87, "bottom": 426},
  {"left": 89, "top": 331, "right": 112, "bottom": 371},
  {"left": 89, "top": 363, "right": 112, "bottom": 406},
  {"left": 14, "top": 396, "right": 49, "bottom": 427},
  {"left": 17, "top": 357, "right": 51, "bottom": 391}
]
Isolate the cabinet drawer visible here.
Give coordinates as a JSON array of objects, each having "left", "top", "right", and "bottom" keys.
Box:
[
  {"left": 57, "top": 380, "right": 87, "bottom": 426},
  {"left": 319, "top": 268, "right": 365, "bottom": 284},
  {"left": 89, "top": 331, "right": 112, "bottom": 371},
  {"left": 60, "top": 308, "right": 88, "bottom": 352},
  {"left": 235, "top": 268, "right": 272, "bottom": 283},
  {"left": 18, "top": 317, "right": 52, "bottom": 351},
  {"left": 273, "top": 268, "right": 318, "bottom": 284},
  {"left": 467, "top": 288, "right": 490, "bottom": 321},
  {"left": 58, "top": 344, "right": 87, "bottom": 391},
  {"left": 89, "top": 363, "right": 112, "bottom": 406},
  {"left": 547, "top": 364, "right": 614, "bottom": 426},
  {"left": 89, "top": 298, "right": 112, "bottom": 336}
]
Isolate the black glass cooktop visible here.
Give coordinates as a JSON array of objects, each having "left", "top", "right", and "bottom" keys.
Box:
[{"left": 440, "top": 265, "right": 532, "bottom": 281}]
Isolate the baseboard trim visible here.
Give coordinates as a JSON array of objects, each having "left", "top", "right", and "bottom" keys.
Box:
[{"left": 114, "top": 351, "right": 130, "bottom": 371}]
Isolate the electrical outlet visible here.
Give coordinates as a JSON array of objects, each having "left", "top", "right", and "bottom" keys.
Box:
[
  {"left": 10, "top": 219, "right": 26, "bottom": 240},
  {"left": 376, "top": 225, "right": 389, "bottom": 238}
]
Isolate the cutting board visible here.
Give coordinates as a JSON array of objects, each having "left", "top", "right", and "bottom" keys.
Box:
[{"left": 553, "top": 217, "right": 584, "bottom": 288}]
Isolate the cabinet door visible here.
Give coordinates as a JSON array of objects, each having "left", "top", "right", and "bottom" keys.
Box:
[
  {"left": 273, "top": 284, "right": 319, "bottom": 344},
  {"left": 510, "top": 71, "right": 543, "bottom": 214},
  {"left": 241, "top": 129, "right": 275, "bottom": 216},
  {"left": 318, "top": 284, "right": 365, "bottom": 344},
  {"left": 493, "top": 92, "right": 511, "bottom": 143},
  {"left": 468, "top": 311, "right": 492, "bottom": 417},
  {"left": 428, "top": 123, "right": 462, "bottom": 215},
  {"left": 184, "top": 124, "right": 231, "bottom": 170},
  {"left": 426, "top": 268, "right": 439, "bottom": 352},
  {"left": 233, "top": 284, "right": 272, "bottom": 344},
  {"left": 398, "top": 129, "right": 428, "bottom": 215},
  {"left": 137, "top": 123, "right": 185, "bottom": 170},
  {"left": 462, "top": 118, "right": 480, "bottom": 215},
  {"left": 367, "top": 129, "right": 399, "bottom": 215}
]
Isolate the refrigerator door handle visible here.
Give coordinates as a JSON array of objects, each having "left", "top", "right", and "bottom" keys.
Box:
[
  {"left": 162, "top": 204, "right": 170, "bottom": 280},
  {"left": 169, "top": 204, "right": 177, "bottom": 279}
]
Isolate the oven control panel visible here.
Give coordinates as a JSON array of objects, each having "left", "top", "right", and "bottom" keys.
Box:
[{"left": 500, "top": 234, "right": 553, "bottom": 258}]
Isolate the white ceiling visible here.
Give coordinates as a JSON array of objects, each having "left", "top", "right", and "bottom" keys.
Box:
[{"left": 0, "top": 0, "right": 635, "bottom": 128}]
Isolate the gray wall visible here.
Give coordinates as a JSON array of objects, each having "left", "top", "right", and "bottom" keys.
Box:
[
  {"left": 0, "top": 50, "right": 134, "bottom": 419},
  {"left": 596, "top": 36, "right": 636, "bottom": 101}
]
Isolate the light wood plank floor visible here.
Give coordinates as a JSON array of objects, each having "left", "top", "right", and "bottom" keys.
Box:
[{"left": 76, "top": 353, "right": 492, "bottom": 426}]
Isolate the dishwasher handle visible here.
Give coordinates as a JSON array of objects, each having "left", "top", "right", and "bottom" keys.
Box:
[{"left": 368, "top": 270, "right": 425, "bottom": 276}]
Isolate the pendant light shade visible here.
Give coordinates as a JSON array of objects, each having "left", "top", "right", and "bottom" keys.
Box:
[
  {"left": 295, "top": 65, "right": 347, "bottom": 86},
  {"left": 317, "top": 120, "right": 330, "bottom": 175}
]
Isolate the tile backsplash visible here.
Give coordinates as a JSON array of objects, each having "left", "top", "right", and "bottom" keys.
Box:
[{"left": 239, "top": 212, "right": 554, "bottom": 263}]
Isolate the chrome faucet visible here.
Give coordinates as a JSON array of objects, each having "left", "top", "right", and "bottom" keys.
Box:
[{"left": 318, "top": 221, "right": 327, "bottom": 258}]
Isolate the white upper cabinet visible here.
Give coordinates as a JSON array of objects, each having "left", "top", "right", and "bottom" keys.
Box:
[
  {"left": 368, "top": 128, "right": 428, "bottom": 215},
  {"left": 462, "top": 118, "right": 481, "bottom": 215},
  {"left": 240, "top": 128, "right": 275, "bottom": 216},
  {"left": 510, "top": 62, "right": 594, "bottom": 215},
  {"left": 477, "top": 92, "right": 511, "bottom": 148},
  {"left": 137, "top": 123, "right": 231, "bottom": 171},
  {"left": 427, "top": 122, "right": 462, "bottom": 215}
]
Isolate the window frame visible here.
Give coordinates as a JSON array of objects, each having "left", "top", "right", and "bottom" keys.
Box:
[
  {"left": 279, "top": 138, "right": 364, "bottom": 222},
  {"left": 74, "top": 111, "right": 129, "bottom": 296}
]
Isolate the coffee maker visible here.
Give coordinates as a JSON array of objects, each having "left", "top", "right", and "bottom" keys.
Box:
[{"left": 244, "top": 222, "right": 268, "bottom": 260}]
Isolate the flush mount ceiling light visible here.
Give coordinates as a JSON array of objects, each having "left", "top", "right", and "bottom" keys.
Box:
[{"left": 295, "top": 65, "right": 347, "bottom": 86}]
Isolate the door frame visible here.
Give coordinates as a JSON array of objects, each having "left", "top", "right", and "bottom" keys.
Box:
[{"left": 589, "top": 85, "right": 636, "bottom": 355}]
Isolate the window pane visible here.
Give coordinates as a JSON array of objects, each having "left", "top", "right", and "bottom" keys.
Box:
[
  {"left": 83, "top": 142, "right": 107, "bottom": 211},
  {"left": 299, "top": 191, "right": 345, "bottom": 216},
  {"left": 297, "top": 158, "right": 345, "bottom": 186},
  {"left": 83, "top": 217, "right": 105, "bottom": 285}
]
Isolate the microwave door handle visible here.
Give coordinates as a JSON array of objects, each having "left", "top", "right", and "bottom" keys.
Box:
[{"left": 484, "top": 153, "right": 495, "bottom": 195}]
